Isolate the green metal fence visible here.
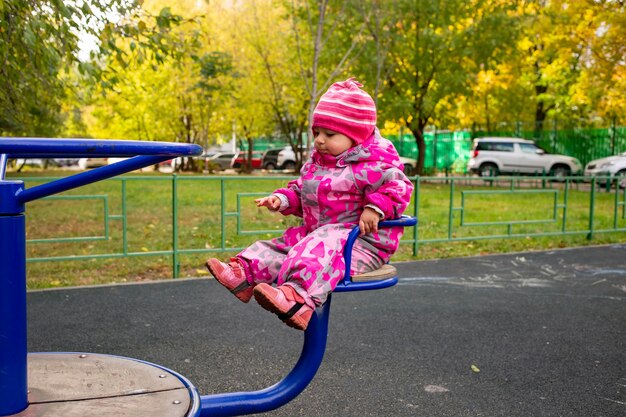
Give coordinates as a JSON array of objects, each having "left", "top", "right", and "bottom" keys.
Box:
[
  {"left": 20, "top": 174, "right": 626, "bottom": 280},
  {"left": 388, "top": 131, "right": 473, "bottom": 173}
]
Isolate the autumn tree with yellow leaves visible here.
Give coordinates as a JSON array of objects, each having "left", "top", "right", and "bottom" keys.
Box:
[{"left": 2, "top": 0, "right": 624, "bottom": 174}]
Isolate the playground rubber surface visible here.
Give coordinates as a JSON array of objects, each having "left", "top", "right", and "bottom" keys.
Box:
[{"left": 28, "top": 244, "right": 625, "bottom": 416}]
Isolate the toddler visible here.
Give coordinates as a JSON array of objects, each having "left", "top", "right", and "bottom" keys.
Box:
[{"left": 206, "top": 78, "right": 414, "bottom": 330}]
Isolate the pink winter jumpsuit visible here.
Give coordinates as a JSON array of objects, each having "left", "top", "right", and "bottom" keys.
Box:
[{"left": 237, "top": 129, "right": 414, "bottom": 309}]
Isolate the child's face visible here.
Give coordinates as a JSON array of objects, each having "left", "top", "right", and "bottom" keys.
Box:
[{"left": 313, "top": 127, "right": 355, "bottom": 156}]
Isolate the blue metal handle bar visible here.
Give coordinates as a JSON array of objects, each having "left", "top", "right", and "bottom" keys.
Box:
[
  {"left": 199, "top": 298, "right": 331, "bottom": 417},
  {"left": 0, "top": 137, "right": 201, "bottom": 158},
  {"left": 334, "top": 215, "right": 418, "bottom": 292},
  {"left": 0, "top": 154, "right": 7, "bottom": 180},
  {"left": 18, "top": 155, "right": 169, "bottom": 204},
  {"left": 0, "top": 138, "right": 202, "bottom": 206}
]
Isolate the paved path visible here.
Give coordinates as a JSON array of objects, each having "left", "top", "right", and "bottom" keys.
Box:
[{"left": 28, "top": 244, "right": 626, "bottom": 416}]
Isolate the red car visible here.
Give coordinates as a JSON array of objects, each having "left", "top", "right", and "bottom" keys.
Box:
[{"left": 231, "top": 151, "right": 264, "bottom": 169}]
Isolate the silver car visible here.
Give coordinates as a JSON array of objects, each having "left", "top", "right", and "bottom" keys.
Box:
[
  {"left": 399, "top": 156, "right": 417, "bottom": 175},
  {"left": 208, "top": 152, "right": 238, "bottom": 170},
  {"left": 584, "top": 151, "right": 626, "bottom": 188}
]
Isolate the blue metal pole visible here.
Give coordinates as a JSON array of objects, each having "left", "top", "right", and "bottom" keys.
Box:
[
  {"left": 0, "top": 181, "right": 27, "bottom": 415},
  {"left": 17, "top": 155, "right": 170, "bottom": 204},
  {"left": 199, "top": 298, "right": 331, "bottom": 417},
  {"left": 0, "top": 154, "right": 7, "bottom": 180},
  {"left": 0, "top": 138, "right": 202, "bottom": 158}
]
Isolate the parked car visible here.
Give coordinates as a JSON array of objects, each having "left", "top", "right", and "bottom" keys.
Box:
[
  {"left": 157, "top": 158, "right": 176, "bottom": 172},
  {"left": 277, "top": 146, "right": 310, "bottom": 171},
  {"left": 399, "top": 156, "right": 417, "bottom": 176},
  {"left": 53, "top": 158, "right": 80, "bottom": 167},
  {"left": 107, "top": 157, "right": 130, "bottom": 165},
  {"left": 271, "top": 146, "right": 415, "bottom": 173},
  {"left": 584, "top": 151, "right": 626, "bottom": 188},
  {"left": 261, "top": 148, "right": 284, "bottom": 170},
  {"left": 158, "top": 153, "right": 229, "bottom": 172},
  {"left": 231, "top": 151, "right": 264, "bottom": 169},
  {"left": 208, "top": 152, "right": 238, "bottom": 170},
  {"left": 276, "top": 147, "right": 297, "bottom": 170},
  {"left": 467, "top": 137, "right": 582, "bottom": 180},
  {"left": 78, "top": 158, "right": 109, "bottom": 169},
  {"left": 14, "top": 158, "right": 46, "bottom": 168}
]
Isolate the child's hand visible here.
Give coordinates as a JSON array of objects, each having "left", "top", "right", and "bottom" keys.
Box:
[
  {"left": 255, "top": 195, "right": 281, "bottom": 211},
  {"left": 359, "top": 207, "right": 381, "bottom": 236}
]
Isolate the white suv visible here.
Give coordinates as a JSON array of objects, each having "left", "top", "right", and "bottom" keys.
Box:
[
  {"left": 276, "top": 147, "right": 297, "bottom": 170},
  {"left": 276, "top": 146, "right": 309, "bottom": 171},
  {"left": 467, "top": 137, "right": 582, "bottom": 179}
]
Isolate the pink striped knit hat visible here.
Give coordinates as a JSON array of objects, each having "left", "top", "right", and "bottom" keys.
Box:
[{"left": 312, "top": 78, "right": 377, "bottom": 145}]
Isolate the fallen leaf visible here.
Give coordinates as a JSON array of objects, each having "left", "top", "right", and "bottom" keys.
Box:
[
  {"left": 424, "top": 385, "right": 449, "bottom": 393},
  {"left": 471, "top": 364, "right": 480, "bottom": 373}
]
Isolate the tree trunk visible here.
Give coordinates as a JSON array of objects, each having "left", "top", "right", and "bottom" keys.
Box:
[
  {"left": 409, "top": 125, "right": 426, "bottom": 175},
  {"left": 534, "top": 84, "right": 549, "bottom": 139},
  {"left": 243, "top": 137, "right": 254, "bottom": 174},
  {"left": 484, "top": 95, "right": 491, "bottom": 132}
]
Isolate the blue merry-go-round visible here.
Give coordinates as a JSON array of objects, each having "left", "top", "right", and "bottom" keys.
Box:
[{"left": 0, "top": 138, "right": 416, "bottom": 417}]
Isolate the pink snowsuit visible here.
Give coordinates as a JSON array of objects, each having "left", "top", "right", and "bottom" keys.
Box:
[{"left": 237, "top": 129, "right": 414, "bottom": 308}]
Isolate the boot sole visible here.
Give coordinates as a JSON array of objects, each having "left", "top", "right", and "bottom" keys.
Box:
[
  {"left": 205, "top": 260, "right": 252, "bottom": 303},
  {"left": 254, "top": 286, "right": 308, "bottom": 330}
]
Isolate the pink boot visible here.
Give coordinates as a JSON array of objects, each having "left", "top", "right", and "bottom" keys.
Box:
[
  {"left": 253, "top": 283, "right": 314, "bottom": 331},
  {"left": 205, "top": 258, "right": 253, "bottom": 303}
]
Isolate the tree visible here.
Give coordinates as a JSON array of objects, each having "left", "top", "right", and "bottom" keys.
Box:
[
  {"left": 0, "top": 0, "right": 190, "bottom": 137},
  {"left": 362, "top": 0, "right": 516, "bottom": 174},
  {"left": 453, "top": 0, "right": 626, "bottom": 137},
  {"left": 80, "top": 0, "right": 234, "bottom": 166},
  {"left": 288, "top": 0, "right": 368, "bottom": 168},
  {"left": 211, "top": 0, "right": 365, "bottom": 172},
  {"left": 569, "top": 0, "right": 626, "bottom": 125},
  {"left": 221, "top": 0, "right": 287, "bottom": 173},
  {"left": 510, "top": 0, "right": 592, "bottom": 135},
  {"left": 0, "top": 0, "right": 112, "bottom": 135}
]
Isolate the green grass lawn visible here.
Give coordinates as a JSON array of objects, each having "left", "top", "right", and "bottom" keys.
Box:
[{"left": 8, "top": 170, "right": 626, "bottom": 289}]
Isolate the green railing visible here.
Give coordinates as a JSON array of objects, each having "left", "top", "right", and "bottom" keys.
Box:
[{"left": 21, "top": 174, "right": 626, "bottom": 279}]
